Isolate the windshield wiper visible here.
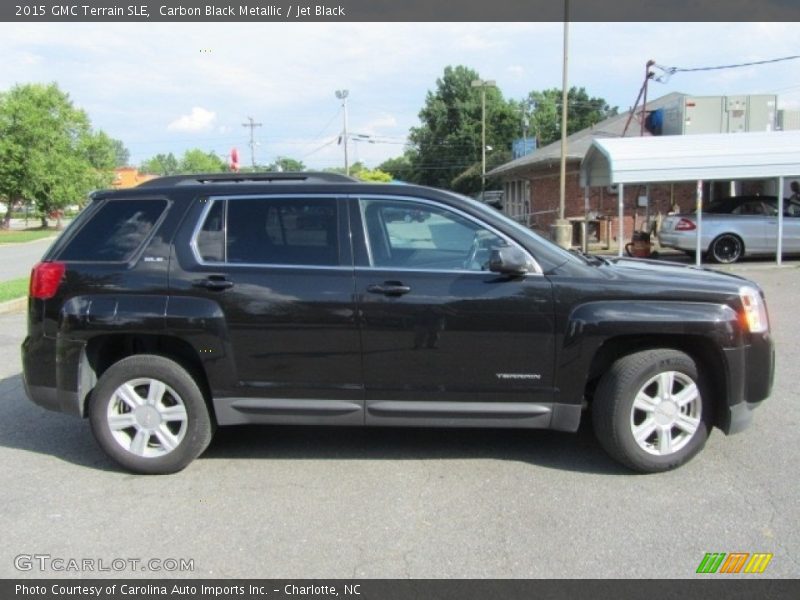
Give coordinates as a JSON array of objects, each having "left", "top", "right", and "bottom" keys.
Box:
[{"left": 569, "top": 249, "right": 609, "bottom": 265}]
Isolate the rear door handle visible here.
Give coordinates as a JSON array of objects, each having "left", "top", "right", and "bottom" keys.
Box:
[
  {"left": 193, "top": 276, "right": 234, "bottom": 291},
  {"left": 367, "top": 281, "right": 411, "bottom": 296}
]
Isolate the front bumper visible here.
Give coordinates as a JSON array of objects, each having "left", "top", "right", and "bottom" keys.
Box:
[{"left": 719, "top": 331, "right": 774, "bottom": 435}]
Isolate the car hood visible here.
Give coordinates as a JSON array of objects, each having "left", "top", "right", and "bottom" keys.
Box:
[{"left": 598, "top": 256, "right": 752, "bottom": 291}]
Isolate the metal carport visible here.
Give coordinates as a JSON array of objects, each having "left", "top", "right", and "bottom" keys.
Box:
[{"left": 579, "top": 130, "right": 800, "bottom": 265}]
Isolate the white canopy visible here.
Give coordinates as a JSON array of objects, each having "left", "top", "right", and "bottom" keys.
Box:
[
  {"left": 579, "top": 130, "right": 800, "bottom": 265},
  {"left": 580, "top": 130, "right": 800, "bottom": 187}
]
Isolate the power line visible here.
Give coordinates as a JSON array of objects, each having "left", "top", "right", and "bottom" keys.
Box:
[
  {"left": 653, "top": 54, "right": 800, "bottom": 83},
  {"left": 301, "top": 136, "right": 339, "bottom": 160},
  {"left": 307, "top": 107, "right": 342, "bottom": 146}
]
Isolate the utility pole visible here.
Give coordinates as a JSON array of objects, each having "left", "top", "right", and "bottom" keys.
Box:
[
  {"left": 471, "top": 79, "right": 496, "bottom": 193},
  {"left": 242, "top": 116, "right": 262, "bottom": 169},
  {"left": 552, "top": 0, "right": 572, "bottom": 249},
  {"left": 335, "top": 90, "right": 349, "bottom": 175}
]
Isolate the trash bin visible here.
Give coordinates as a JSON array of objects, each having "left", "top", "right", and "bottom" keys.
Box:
[{"left": 625, "top": 231, "right": 652, "bottom": 258}]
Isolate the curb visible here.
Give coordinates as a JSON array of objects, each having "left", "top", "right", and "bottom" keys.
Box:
[{"left": 0, "top": 297, "right": 26, "bottom": 315}]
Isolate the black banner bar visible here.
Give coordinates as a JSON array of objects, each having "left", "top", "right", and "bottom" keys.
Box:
[
  {"left": 3, "top": 0, "right": 800, "bottom": 22},
  {"left": 4, "top": 579, "right": 800, "bottom": 600}
]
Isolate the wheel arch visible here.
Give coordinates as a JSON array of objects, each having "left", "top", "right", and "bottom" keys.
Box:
[
  {"left": 585, "top": 334, "right": 728, "bottom": 430},
  {"left": 81, "top": 334, "right": 214, "bottom": 420}
]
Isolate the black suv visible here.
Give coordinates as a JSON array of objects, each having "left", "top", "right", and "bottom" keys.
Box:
[{"left": 22, "top": 173, "right": 774, "bottom": 474}]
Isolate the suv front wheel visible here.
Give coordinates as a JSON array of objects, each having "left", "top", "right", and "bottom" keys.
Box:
[
  {"left": 592, "top": 349, "right": 712, "bottom": 473},
  {"left": 89, "top": 355, "right": 214, "bottom": 474}
]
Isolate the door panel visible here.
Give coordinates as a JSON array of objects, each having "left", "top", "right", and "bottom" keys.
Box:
[
  {"left": 771, "top": 211, "right": 800, "bottom": 253},
  {"left": 357, "top": 268, "right": 555, "bottom": 404},
  {"left": 172, "top": 195, "right": 361, "bottom": 401},
  {"left": 351, "top": 196, "right": 555, "bottom": 411}
]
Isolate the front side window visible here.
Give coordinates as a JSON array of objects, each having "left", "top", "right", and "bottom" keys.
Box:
[
  {"left": 359, "top": 198, "right": 507, "bottom": 271},
  {"left": 195, "top": 197, "right": 339, "bottom": 266}
]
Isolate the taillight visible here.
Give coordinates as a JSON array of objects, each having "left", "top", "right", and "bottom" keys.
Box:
[
  {"left": 674, "top": 218, "right": 697, "bottom": 231},
  {"left": 29, "top": 262, "right": 66, "bottom": 300}
]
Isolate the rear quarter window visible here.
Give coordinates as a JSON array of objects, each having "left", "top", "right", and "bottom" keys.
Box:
[{"left": 58, "top": 199, "right": 168, "bottom": 262}]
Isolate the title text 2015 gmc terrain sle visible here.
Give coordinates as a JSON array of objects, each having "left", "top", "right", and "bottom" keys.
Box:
[{"left": 22, "top": 173, "right": 774, "bottom": 474}]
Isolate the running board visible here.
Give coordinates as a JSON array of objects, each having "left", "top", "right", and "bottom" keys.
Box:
[
  {"left": 213, "top": 397, "right": 558, "bottom": 429},
  {"left": 365, "top": 400, "right": 553, "bottom": 428}
]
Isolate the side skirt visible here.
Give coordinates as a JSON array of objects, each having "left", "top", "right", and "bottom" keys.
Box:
[{"left": 212, "top": 398, "right": 582, "bottom": 431}]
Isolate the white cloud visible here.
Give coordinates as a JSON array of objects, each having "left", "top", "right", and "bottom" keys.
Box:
[{"left": 167, "top": 107, "right": 216, "bottom": 133}]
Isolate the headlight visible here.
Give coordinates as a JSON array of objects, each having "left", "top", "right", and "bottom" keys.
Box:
[{"left": 739, "top": 286, "right": 769, "bottom": 333}]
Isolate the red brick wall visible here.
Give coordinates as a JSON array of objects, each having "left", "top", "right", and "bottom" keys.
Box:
[{"left": 512, "top": 162, "right": 699, "bottom": 247}]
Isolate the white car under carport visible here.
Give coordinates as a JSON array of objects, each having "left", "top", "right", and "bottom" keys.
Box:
[{"left": 659, "top": 195, "right": 800, "bottom": 263}]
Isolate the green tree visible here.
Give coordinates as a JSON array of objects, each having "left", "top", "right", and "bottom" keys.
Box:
[
  {"left": 140, "top": 153, "right": 179, "bottom": 176},
  {"left": 110, "top": 138, "right": 130, "bottom": 167},
  {"left": 178, "top": 149, "right": 227, "bottom": 174},
  {"left": 141, "top": 149, "right": 227, "bottom": 176},
  {"left": 266, "top": 157, "right": 306, "bottom": 172},
  {"left": 322, "top": 162, "right": 391, "bottom": 182},
  {"left": 323, "top": 161, "right": 363, "bottom": 177},
  {"left": 0, "top": 83, "right": 117, "bottom": 228},
  {"left": 524, "top": 87, "right": 618, "bottom": 148},
  {"left": 354, "top": 167, "right": 392, "bottom": 183},
  {"left": 378, "top": 153, "right": 414, "bottom": 181},
  {"left": 83, "top": 131, "right": 119, "bottom": 174},
  {"left": 407, "top": 65, "right": 519, "bottom": 194}
]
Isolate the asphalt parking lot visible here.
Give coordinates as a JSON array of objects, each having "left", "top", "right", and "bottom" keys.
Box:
[{"left": 0, "top": 264, "right": 798, "bottom": 579}]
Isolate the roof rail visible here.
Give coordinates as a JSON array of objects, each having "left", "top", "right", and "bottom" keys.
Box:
[{"left": 136, "top": 171, "right": 359, "bottom": 188}]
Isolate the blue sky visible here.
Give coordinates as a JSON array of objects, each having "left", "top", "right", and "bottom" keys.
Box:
[{"left": 1, "top": 22, "right": 798, "bottom": 170}]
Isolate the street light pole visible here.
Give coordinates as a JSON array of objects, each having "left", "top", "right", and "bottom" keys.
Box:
[
  {"left": 471, "top": 79, "right": 496, "bottom": 193},
  {"left": 335, "top": 89, "right": 349, "bottom": 175}
]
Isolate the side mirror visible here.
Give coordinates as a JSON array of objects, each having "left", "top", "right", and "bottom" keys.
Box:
[{"left": 489, "top": 246, "right": 534, "bottom": 276}]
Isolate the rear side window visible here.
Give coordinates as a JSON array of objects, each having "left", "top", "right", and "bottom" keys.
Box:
[
  {"left": 195, "top": 197, "right": 339, "bottom": 266},
  {"left": 59, "top": 199, "right": 167, "bottom": 262}
]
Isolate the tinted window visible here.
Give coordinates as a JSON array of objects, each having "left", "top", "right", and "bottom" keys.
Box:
[
  {"left": 60, "top": 199, "right": 167, "bottom": 262},
  {"left": 195, "top": 200, "right": 225, "bottom": 262},
  {"left": 360, "top": 199, "right": 505, "bottom": 271},
  {"left": 225, "top": 198, "right": 338, "bottom": 266}
]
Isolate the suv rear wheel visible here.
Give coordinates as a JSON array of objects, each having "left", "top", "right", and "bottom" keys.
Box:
[
  {"left": 592, "top": 349, "right": 711, "bottom": 473},
  {"left": 89, "top": 355, "right": 214, "bottom": 474}
]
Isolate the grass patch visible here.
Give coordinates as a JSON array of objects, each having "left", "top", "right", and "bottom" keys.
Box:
[
  {"left": 0, "top": 229, "right": 58, "bottom": 244},
  {"left": 0, "top": 277, "right": 29, "bottom": 303}
]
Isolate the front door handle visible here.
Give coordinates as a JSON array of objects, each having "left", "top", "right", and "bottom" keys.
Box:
[
  {"left": 193, "top": 275, "right": 234, "bottom": 291},
  {"left": 367, "top": 281, "right": 411, "bottom": 296}
]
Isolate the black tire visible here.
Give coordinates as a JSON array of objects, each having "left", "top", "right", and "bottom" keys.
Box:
[
  {"left": 592, "top": 349, "right": 712, "bottom": 473},
  {"left": 89, "top": 355, "right": 214, "bottom": 474},
  {"left": 709, "top": 234, "right": 744, "bottom": 264}
]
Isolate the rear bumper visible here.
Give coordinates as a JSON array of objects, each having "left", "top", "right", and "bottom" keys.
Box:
[
  {"left": 21, "top": 334, "right": 84, "bottom": 417},
  {"left": 658, "top": 232, "right": 702, "bottom": 252}
]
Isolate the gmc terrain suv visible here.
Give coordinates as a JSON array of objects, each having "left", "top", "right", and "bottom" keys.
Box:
[{"left": 22, "top": 173, "right": 774, "bottom": 474}]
